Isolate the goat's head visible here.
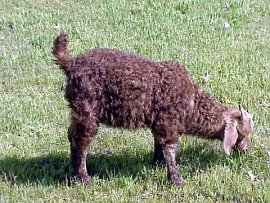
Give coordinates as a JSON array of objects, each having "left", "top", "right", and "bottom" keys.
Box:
[{"left": 223, "top": 105, "right": 254, "bottom": 155}]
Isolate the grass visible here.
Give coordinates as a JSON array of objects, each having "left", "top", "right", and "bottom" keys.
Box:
[{"left": 0, "top": 0, "right": 269, "bottom": 202}]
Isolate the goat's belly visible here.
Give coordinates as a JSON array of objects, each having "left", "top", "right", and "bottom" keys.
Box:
[{"left": 99, "top": 100, "right": 153, "bottom": 129}]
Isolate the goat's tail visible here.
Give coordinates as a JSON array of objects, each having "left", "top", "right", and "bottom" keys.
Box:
[{"left": 52, "top": 33, "right": 74, "bottom": 72}]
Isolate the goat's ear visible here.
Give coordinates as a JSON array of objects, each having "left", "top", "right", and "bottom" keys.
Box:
[{"left": 223, "top": 110, "right": 240, "bottom": 155}]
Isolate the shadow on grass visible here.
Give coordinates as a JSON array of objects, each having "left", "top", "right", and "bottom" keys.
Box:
[{"left": 0, "top": 144, "right": 227, "bottom": 186}]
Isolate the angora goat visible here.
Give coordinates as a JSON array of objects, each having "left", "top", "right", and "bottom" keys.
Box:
[{"left": 53, "top": 33, "right": 253, "bottom": 185}]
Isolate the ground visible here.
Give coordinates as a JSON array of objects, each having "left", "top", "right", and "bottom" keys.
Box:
[{"left": 0, "top": 0, "right": 269, "bottom": 202}]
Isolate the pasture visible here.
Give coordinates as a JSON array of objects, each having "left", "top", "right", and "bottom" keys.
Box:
[{"left": 0, "top": 0, "right": 269, "bottom": 202}]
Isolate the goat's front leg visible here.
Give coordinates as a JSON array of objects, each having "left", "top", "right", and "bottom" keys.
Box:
[
  {"left": 163, "top": 141, "right": 182, "bottom": 186},
  {"left": 153, "top": 137, "right": 166, "bottom": 166}
]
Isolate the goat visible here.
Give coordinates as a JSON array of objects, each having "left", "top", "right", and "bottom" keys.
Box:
[{"left": 52, "top": 33, "right": 253, "bottom": 185}]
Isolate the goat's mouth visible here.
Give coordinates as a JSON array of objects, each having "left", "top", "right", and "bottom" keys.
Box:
[{"left": 235, "top": 136, "right": 249, "bottom": 152}]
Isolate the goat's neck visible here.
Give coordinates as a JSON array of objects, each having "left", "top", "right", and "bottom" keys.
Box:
[{"left": 187, "top": 88, "right": 227, "bottom": 139}]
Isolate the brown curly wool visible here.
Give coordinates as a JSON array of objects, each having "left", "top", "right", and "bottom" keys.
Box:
[{"left": 53, "top": 33, "right": 253, "bottom": 186}]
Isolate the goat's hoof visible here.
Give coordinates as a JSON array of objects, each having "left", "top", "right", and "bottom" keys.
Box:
[
  {"left": 169, "top": 174, "right": 183, "bottom": 186},
  {"left": 152, "top": 160, "right": 166, "bottom": 168},
  {"left": 76, "top": 174, "right": 91, "bottom": 184}
]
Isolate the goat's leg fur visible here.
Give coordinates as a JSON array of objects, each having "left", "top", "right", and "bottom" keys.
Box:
[
  {"left": 163, "top": 142, "right": 182, "bottom": 186},
  {"left": 152, "top": 112, "right": 183, "bottom": 185},
  {"left": 153, "top": 137, "right": 165, "bottom": 166},
  {"left": 68, "top": 116, "right": 97, "bottom": 182}
]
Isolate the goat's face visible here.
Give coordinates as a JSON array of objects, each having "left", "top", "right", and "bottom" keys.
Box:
[{"left": 223, "top": 105, "right": 254, "bottom": 155}]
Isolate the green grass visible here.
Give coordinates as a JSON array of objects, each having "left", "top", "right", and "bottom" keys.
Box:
[{"left": 1, "top": 0, "right": 269, "bottom": 202}]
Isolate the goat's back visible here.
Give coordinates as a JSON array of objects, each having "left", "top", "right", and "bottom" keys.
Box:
[{"left": 65, "top": 48, "right": 196, "bottom": 129}]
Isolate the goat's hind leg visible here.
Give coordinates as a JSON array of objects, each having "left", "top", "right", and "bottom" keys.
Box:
[{"left": 68, "top": 116, "right": 97, "bottom": 183}]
